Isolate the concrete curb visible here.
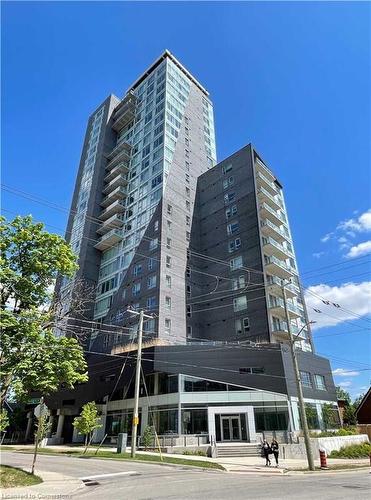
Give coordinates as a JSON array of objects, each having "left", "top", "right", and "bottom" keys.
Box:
[{"left": 1, "top": 468, "right": 85, "bottom": 497}]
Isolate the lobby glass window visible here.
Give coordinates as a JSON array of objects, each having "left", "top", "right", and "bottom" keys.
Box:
[
  {"left": 183, "top": 376, "right": 228, "bottom": 392},
  {"left": 182, "top": 409, "right": 208, "bottom": 435},
  {"left": 158, "top": 373, "right": 178, "bottom": 394},
  {"left": 254, "top": 406, "right": 289, "bottom": 432},
  {"left": 300, "top": 371, "right": 312, "bottom": 388},
  {"left": 314, "top": 374, "right": 326, "bottom": 391}
]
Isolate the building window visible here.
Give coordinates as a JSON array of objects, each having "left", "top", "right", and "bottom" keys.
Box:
[
  {"left": 185, "top": 187, "right": 190, "bottom": 197},
  {"left": 147, "top": 275, "right": 157, "bottom": 289},
  {"left": 186, "top": 284, "right": 191, "bottom": 298},
  {"left": 186, "top": 231, "right": 190, "bottom": 241},
  {"left": 166, "top": 237, "right": 172, "bottom": 249},
  {"left": 186, "top": 216, "right": 190, "bottom": 226},
  {"left": 103, "top": 334, "right": 109, "bottom": 348},
  {"left": 166, "top": 256, "right": 172, "bottom": 268},
  {"left": 165, "top": 318, "right": 171, "bottom": 334},
  {"left": 186, "top": 305, "right": 192, "bottom": 317},
  {"left": 300, "top": 371, "right": 312, "bottom": 388},
  {"left": 227, "top": 222, "right": 239, "bottom": 235},
  {"left": 314, "top": 374, "right": 326, "bottom": 391},
  {"left": 186, "top": 266, "right": 191, "bottom": 278},
  {"left": 186, "top": 200, "right": 191, "bottom": 211},
  {"left": 148, "top": 258, "right": 154, "bottom": 271},
  {"left": 222, "top": 163, "right": 233, "bottom": 174},
  {"left": 133, "top": 264, "right": 142, "bottom": 277},
  {"left": 235, "top": 317, "right": 250, "bottom": 334},
  {"left": 147, "top": 296, "right": 157, "bottom": 309},
  {"left": 223, "top": 176, "right": 234, "bottom": 189},
  {"left": 166, "top": 275, "right": 172, "bottom": 288},
  {"left": 167, "top": 204, "right": 172, "bottom": 215},
  {"left": 224, "top": 192, "right": 236, "bottom": 205},
  {"left": 233, "top": 295, "right": 247, "bottom": 312},
  {"left": 165, "top": 296, "right": 171, "bottom": 310},
  {"left": 230, "top": 256, "right": 243, "bottom": 270},
  {"left": 228, "top": 238, "right": 241, "bottom": 253},
  {"left": 132, "top": 282, "right": 141, "bottom": 296},
  {"left": 225, "top": 205, "right": 238, "bottom": 219},
  {"left": 239, "top": 367, "right": 264, "bottom": 374},
  {"left": 233, "top": 275, "right": 246, "bottom": 290},
  {"left": 186, "top": 326, "right": 192, "bottom": 338},
  {"left": 149, "top": 238, "right": 158, "bottom": 251},
  {"left": 167, "top": 220, "right": 172, "bottom": 230}
]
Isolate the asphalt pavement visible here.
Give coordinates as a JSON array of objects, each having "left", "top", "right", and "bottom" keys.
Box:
[{"left": 1, "top": 451, "right": 370, "bottom": 499}]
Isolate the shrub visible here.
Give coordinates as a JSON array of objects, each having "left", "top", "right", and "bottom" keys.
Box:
[
  {"left": 141, "top": 426, "right": 155, "bottom": 450},
  {"left": 329, "top": 442, "right": 371, "bottom": 459},
  {"left": 310, "top": 427, "right": 359, "bottom": 438},
  {"left": 183, "top": 450, "right": 207, "bottom": 456}
]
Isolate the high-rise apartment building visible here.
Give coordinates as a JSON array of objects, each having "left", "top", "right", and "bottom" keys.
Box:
[{"left": 48, "top": 52, "right": 338, "bottom": 448}]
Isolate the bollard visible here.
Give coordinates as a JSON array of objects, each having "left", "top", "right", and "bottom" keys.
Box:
[{"left": 319, "top": 448, "right": 328, "bottom": 469}]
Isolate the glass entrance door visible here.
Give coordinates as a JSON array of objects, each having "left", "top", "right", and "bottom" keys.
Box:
[{"left": 221, "top": 415, "right": 241, "bottom": 441}]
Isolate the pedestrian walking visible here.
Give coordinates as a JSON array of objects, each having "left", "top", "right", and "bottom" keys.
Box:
[
  {"left": 271, "top": 439, "right": 279, "bottom": 467},
  {"left": 261, "top": 439, "right": 271, "bottom": 466}
]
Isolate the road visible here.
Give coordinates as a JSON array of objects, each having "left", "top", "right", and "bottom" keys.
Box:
[{"left": 1, "top": 451, "right": 370, "bottom": 499}]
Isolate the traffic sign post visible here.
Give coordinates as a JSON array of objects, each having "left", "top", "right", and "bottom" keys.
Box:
[{"left": 31, "top": 397, "right": 49, "bottom": 475}]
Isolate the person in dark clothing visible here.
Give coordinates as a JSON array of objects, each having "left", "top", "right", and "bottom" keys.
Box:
[
  {"left": 271, "top": 439, "right": 279, "bottom": 466},
  {"left": 261, "top": 439, "right": 271, "bottom": 466}
]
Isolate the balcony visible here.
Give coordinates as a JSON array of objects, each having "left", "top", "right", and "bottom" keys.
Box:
[
  {"left": 98, "top": 199, "right": 125, "bottom": 221},
  {"left": 256, "top": 171, "right": 279, "bottom": 196},
  {"left": 255, "top": 157, "right": 275, "bottom": 181},
  {"left": 260, "top": 203, "right": 286, "bottom": 227},
  {"left": 269, "top": 296, "right": 301, "bottom": 319},
  {"left": 271, "top": 322, "right": 306, "bottom": 341},
  {"left": 263, "top": 237, "right": 292, "bottom": 260},
  {"left": 106, "top": 140, "right": 132, "bottom": 161},
  {"left": 104, "top": 163, "right": 129, "bottom": 183},
  {"left": 112, "top": 92, "right": 136, "bottom": 132},
  {"left": 101, "top": 186, "right": 128, "bottom": 208},
  {"left": 261, "top": 219, "right": 290, "bottom": 242},
  {"left": 103, "top": 174, "right": 129, "bottom": 195},
  {"left": 94, "top": 229, "right": 123, "bottom": 251},
  {"left": 264, "top": 255, "right": 293, "bottom": 280},
  {"left": 96, "top": 214, "right": 124, "bottom": 235},
  {"left": 257, "top": 187, "right": 283, "bottom": 211},
  {"left": 266, "top": 275, "right": 298, "bottom": 299}
]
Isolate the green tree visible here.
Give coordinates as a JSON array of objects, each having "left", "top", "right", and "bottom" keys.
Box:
[
  {"left": 141, "top": 425, "right": 155, "bottom": 450},
  {"left": 336, "top": 386, "right": 351, "bottom": 404},
  {"left": 0, "top": 408, "right": 9, "bottom": 433},
  {"left": 73, "top": 402, "right": 102, "bottom": 454},
  {"left": 343, "top": 404, "right": 357, "bottom": 426},
  {"left": 0, "top": 216, "right": 87, "bottom": 405}
]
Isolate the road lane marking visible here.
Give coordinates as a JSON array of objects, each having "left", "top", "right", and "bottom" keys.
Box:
[{"left": 80, "top": 471, "right": 139, "bottom": 480}]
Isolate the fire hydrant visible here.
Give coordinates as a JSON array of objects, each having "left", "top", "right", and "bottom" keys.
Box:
[{"left": 319, "top": 448, "right": 328, "bottom": 469}]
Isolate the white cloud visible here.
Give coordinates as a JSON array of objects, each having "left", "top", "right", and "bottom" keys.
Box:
[
  {"left": 313, "top": 252, "right": 325, "bottom": 259},
  {"left": 338, "top": 381, "right": 352, "bottom": 388},
  {"left": 321, "top": 233, "right": 333, "bottom": 243},
  {"left": 338, "top": 209, "right": 371, "bottom": 233},
  {"left": 305, "top": 281, "right": 371, "bottom": 330},
  {"left": 346, "top": 240, "right": 371, "bottom": 259},
  {"left": 332, "top": 368, "right": 360, "bottom": 377}
]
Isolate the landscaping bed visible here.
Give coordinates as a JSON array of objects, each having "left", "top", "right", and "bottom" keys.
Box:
[
  {"left": 0, "top": 465, "right": 42, "bottom": 488},
  {"left": 329, "top": 442, "right": 371, "bottom": 459}
]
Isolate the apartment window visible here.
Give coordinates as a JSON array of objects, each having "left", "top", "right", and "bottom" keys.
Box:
[
  {"left": 165, "top": 237, "right": 171, "bottom": 249},
  {"left": 167, "top": 220, "right": 172, "bottom": 230},
  {"left": 239, "top": 367, "right": 264, "bottom": 375},
  {"left": 165, "top": 318, "right": 171, "bottom": 334},
  {"left": 228, "top": 238, "right": 241, "bottom": 253},
  {"left": 300, "top": 371, "right": 312, "bottom": 388},
  {"left": 223, "top": 176, "right": 234, "bottom": 189},
  {"left": 167, "top": 204, "right": 172, "bottom": 215},
  {"left": 314, "top": 374, "right": 326, "bottom": 391},
  {"left": 186, "top": 326, "right": 192, "bottom": 338},
  {"left": 186, "top": 305, "right": 192, "bottom": 317},
  {"left": 230, "top": 256, "right": 243, "bottom": 270},
  {"left": 224, "top": 192, "right": 236, "bottom": 205},
  {"left": 186, "top": 284, "right": 191, "bottom": 298},
  {"left": 185, "top": 161, "right": 190, "bottom": 171},
  {"left": 149, "top": 238, "right": 158, "bottom": 251},
  {"left": 185, "top": 187, "right": 190, "bottom": 197},
  {"left": 222, "top": 163, "right": 233, "bottom": 174},
  {"left": 152, "top": 174, "right": 162, "bottom": 188},
  {"left": 148, "top": 258, "right": 154, "bottom": 271},
  {"left": 154, "top": 220, "right": 159, "bottom": 231},
  {"left": 225, "top": 205, "right": 238, "bottom": 219},
  {"left": 186, "top": 215, "right": 191, "bottom": 226},
  {"left": 142, "top": 144, "right": 151, "bottom": 158},
  {"left": 165, "top": 296, "right": 171, "bottom": 310},
  {"left": 133, "top": 264, "right": 142, "bottom": 277},
  {"left": 185, "top": 173, "right": 190, "bottom": 184},
  {"left": 166, "top": 275, "right": 172, "bottom": 288},
  {"left": 166, "top": 256, "right": 172, "bottom": 268},
  {"left": 147, "top": 296, "right": 157, "bottom": 309},
  {"left": 233, "top": 275, "right": 246, "bottom": 290},
  {"left": 186, "top": 266, "right": 191, "bottom": 278},
  {"left": 185, "top": 138, "right": 189, "bottom": 146},
  {"left": 186, "top": 231, "right": 190, "bottom": 241},
  {"left": 103, "top": 334, "right": 109, "bottom": 348},
  {"left": 233, "top": 296, "right": 247, "bottom": 312},
  {"left": 147, "top": 275, "right": 157, "bottom": 289},
  {"left": 227, "top": 222, "right": 239, "bottom": 235},
  {"left": 132, "top": 282, "right": 141, "bottom": 296},
  {"left": 186, "top": 200, "right": 191, "bottom": 211}
]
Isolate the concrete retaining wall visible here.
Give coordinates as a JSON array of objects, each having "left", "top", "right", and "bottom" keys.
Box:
[{"left": 281, "top": 434, "right": 369, "bottom": 459}]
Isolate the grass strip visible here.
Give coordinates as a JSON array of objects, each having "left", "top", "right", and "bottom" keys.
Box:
[{"left": 0, "top": 465, "right": 42, "bottom": 488}]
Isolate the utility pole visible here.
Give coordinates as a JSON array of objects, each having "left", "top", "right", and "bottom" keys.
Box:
[
  {"left": 128, "top": 308, "right": 153, "bottom": 458},
  {"left": 281, "top": 281, "right": 315, "bottom": 471}
]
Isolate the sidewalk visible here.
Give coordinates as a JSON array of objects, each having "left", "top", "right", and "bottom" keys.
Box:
[
  {"left": 0, "top": 469, "right": 84, "bottom": 498},
  {"left": 2, "top": 444, "right": 370, "bottom": 474}
]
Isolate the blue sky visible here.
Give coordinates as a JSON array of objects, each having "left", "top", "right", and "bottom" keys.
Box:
[{"left": 2, "top": 2, "right": 370, "bottom": 398}]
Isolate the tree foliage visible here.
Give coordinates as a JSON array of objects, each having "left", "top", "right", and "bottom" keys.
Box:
[
  {"left": 0, "top": 216, "right": 87, "bottom": 405},
  {"left": 73, "top": 402, "right": 102, "bottom": 453},
  {"left": 0, "top": 408, "right": 10, "bottom": 433},
  {"left": 335, "top": 386, "right": 351, "bottom": 404}
]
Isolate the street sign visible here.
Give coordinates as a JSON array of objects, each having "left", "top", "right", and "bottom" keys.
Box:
[{"left": 34, "top": 403, "right": 48, "bottom": 419}]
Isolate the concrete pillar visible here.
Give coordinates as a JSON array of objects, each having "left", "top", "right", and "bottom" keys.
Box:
[
  {"left": 246, "top": 407, "right": 257, "bottom": 442},
  {"left": 316, "top": 403, "right": 324, "bottom": 430},
  {"left": 25, "top": 413, "right": 33, "bottom": 441},
  {"left": 56, "top": 414, "right": 65, "bottom": 439},
  {"left": 141, "top": 406, "right": 149, "bottom": 434},
  {"left": 290, "top": 400, "right": 301, "bottom": 431},
  {"left": 177, "top": 402, "right": 182, "bottom": 435}
]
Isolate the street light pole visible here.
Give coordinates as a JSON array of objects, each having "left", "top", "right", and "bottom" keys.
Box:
[{"left": 281, "top": 282, "right": 315, "bottom": 471}]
